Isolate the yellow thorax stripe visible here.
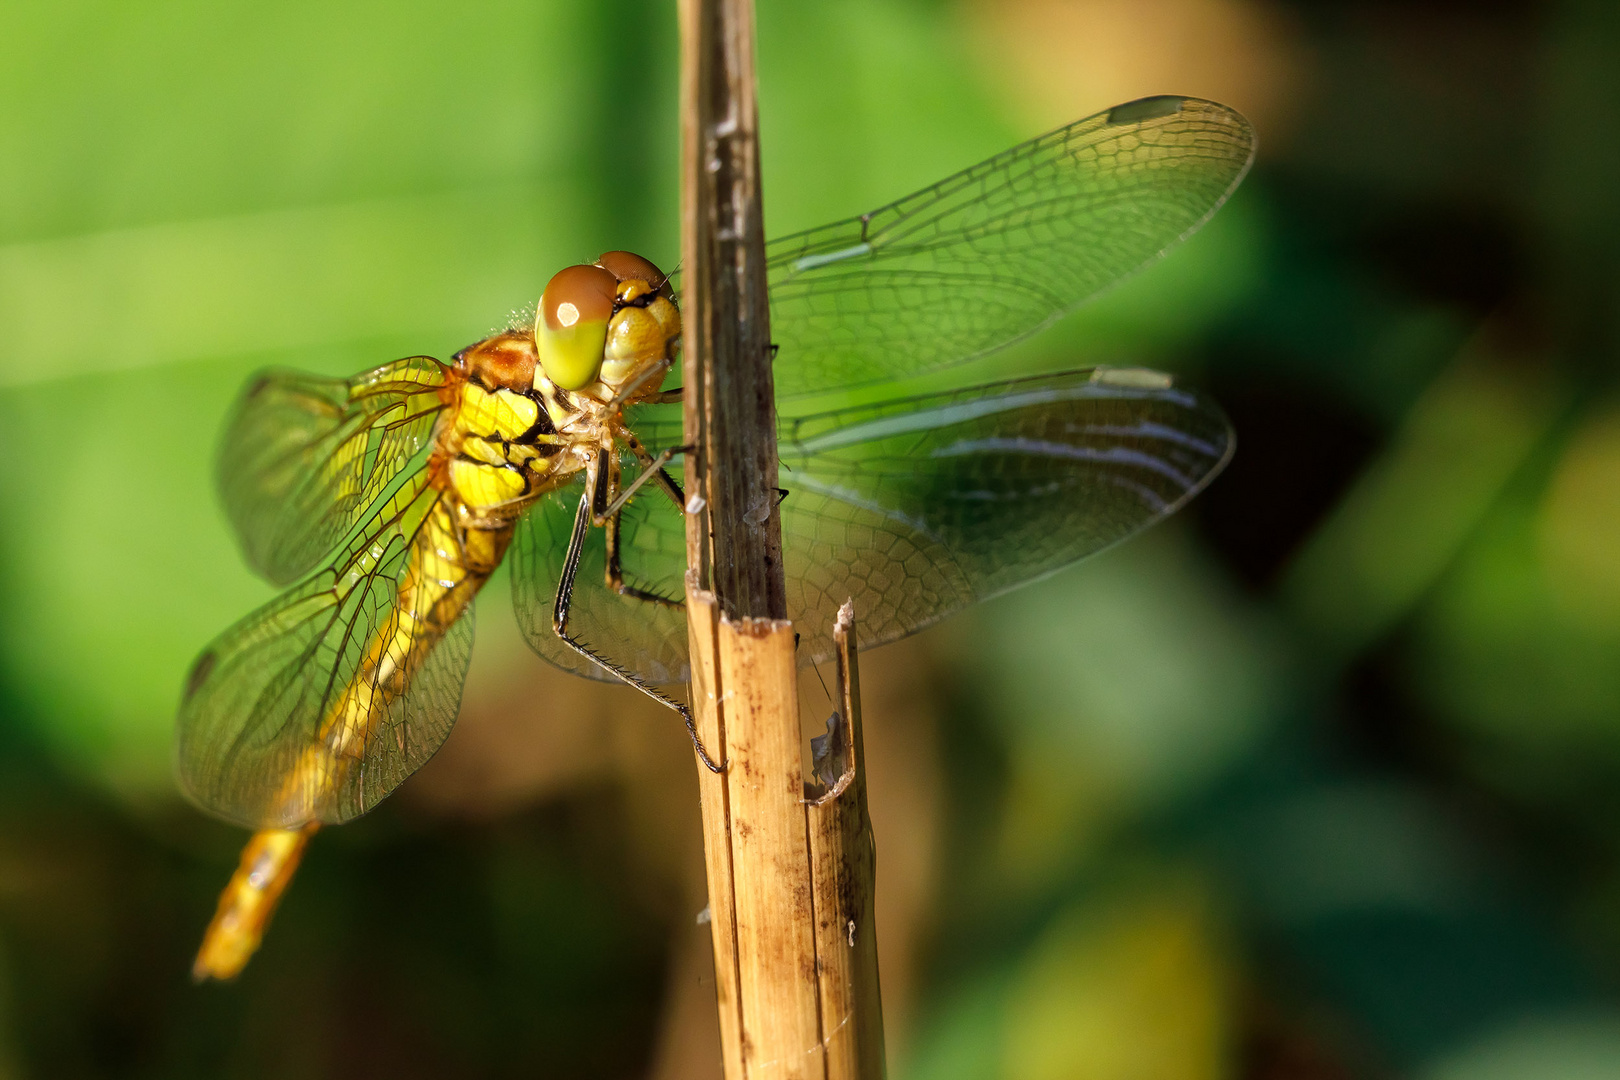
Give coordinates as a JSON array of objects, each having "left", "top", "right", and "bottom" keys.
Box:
[
  {"left": 459, "top": 383, "right": 539, "bottom": 441},
  {"left": 460, "top": 436, "right": 509, "bottom": 467}
]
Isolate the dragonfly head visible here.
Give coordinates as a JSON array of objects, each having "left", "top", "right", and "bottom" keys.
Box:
[{"left": 536, "top": 252, "right": 679, "bottom": 396}]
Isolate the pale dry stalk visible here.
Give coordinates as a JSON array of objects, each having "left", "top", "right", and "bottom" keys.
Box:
[{"left": 678, "top": 0, "right": 886, "bottom": 1076}]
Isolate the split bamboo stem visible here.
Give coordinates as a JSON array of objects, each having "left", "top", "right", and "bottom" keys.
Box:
[{"left": 679, "top": 0, "right": 886, "bottom": 1075}]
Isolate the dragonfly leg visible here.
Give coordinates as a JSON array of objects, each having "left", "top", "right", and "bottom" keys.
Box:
[
  {"left": 603, "top": 501, "right": 684, "bottom": 609},
  {"left": 606, "top": 358, "right": 672, "bottom": 410},
  {"left": 596, "top": 444, "right": 688, "bottom": 523},
  {"left": 623, "top": 430, "right": 688, "bottom": 510},
  {"left": 554, "top": 481, "right": 725, "bottom": 773},
  {"left": 655, "top": 467, "right": 685, "bottom": 508},
  {"left": 602, "top": 436, "right": 688, "bottom": 604}
]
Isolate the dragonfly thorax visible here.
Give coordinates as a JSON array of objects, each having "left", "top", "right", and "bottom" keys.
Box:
[
  {"left": 440, "top": 332, "right": 553, "bottom": 512},
  {"left": 452, "top": 329, "right": 537, "bottom": 392}
]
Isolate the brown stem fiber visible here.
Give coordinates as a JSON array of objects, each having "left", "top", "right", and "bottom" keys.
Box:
[{"left": 679, "top": 0, "right": 886, "bottom": 1076}]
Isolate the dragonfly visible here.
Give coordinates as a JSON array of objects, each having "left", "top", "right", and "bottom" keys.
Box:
[{"left": 179, "top": 94, "right": 1254, "bottom": 978}]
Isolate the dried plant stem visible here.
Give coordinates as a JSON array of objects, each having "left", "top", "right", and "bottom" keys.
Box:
[
  {"left": 686, "top": 596, "right": 886, "bottom": 1079},
  {"left": 679, "top": 0, "right": 886, "bottom": 1075}
]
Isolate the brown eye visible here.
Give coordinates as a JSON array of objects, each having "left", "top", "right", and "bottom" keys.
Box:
[
  {"left": 536, "top": 264, "right": 618, "bottom": 390},
  {"left": 541, "top": 264, "right": 616, "bottom": 331},
  {"left": 596, "top": 250, "right": 670, "bottom": 295}
]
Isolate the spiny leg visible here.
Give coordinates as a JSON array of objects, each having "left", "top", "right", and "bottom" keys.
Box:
[
  {"left": 606, "top": 360, "right": 672, "bottom": 410},
  {"left": 554, "top": 477, "right": 724, "bottom": 773},
  {"left": 604, "top": 500, "right": 684, "bottom": 609},
  {"left": 623, "top": 430, "right": 688, "bottom": 511},
  {"left": 599, "top": 439, "right": 690, "bottom": 608},
  {"left": 596, "top": 447, "right": 684, "bottom": 608},
  {"left": 597, "top": 444, "right": 688, "bottom": 523}
]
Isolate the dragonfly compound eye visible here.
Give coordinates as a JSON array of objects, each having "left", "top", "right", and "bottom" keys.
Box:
[
  {"left": 601, "top": 305, "right": 672, "bottom": 385},
  {"left": 537, "top": 263, "right": 617, "bottom": 390},
  {"left": 595, "top": 250, "right": 670, "bottom": 296}
]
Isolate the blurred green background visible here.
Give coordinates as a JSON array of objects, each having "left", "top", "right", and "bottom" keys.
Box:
[{"left": 3, "top": 0, "right": 1620, "bottom": 1076}]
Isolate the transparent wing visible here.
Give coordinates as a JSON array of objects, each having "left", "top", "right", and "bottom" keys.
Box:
[
  {"left": 775, "top": 367, "right": 1232, "bottom": 655},
  {"left": 511, "top": 370, "right": 1231, "bottom": 682},
  {"left": 762, "top": 96, "right": 1254, "bottom": 397},
  {"left": 177, "top": 476, "right": 476, "bottom": 828},
  {"left": 217, "top": 355, "right": 448, "bottom": 585}
]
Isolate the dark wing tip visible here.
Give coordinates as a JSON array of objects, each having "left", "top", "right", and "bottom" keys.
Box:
[{"left": 1106, "top": 95, "right": 1188, "bottom": 126}]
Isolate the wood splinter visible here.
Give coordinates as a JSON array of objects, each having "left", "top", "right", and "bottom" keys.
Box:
[{"left": 805, "top": 601, "right": 886, "bottom": 1078}]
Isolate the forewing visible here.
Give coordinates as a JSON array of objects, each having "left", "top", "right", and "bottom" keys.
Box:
[
  {"left": 177, "top": 476, "right": 473, "bottom": 828},
  {"left": 218, "top": 356, "right": 448, "bottom": 585},
  {"left": 763, "top": 96, "right": 1254, "bottom": 397},
  {"left": 776, "top": 368, "right": 1233, "bottom": 656}
]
